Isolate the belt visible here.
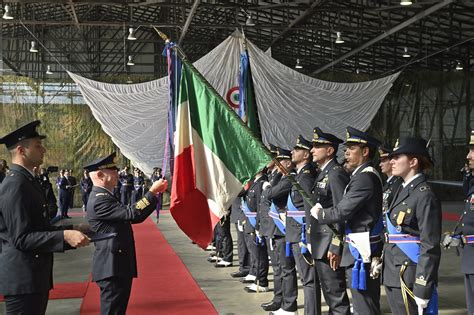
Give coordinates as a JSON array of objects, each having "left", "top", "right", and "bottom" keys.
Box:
[
  {"left": 286, "top": 210, "right": 305, "bottom": 218},
  {"left": 463, "top": 235, "right": 474, "bottom": 244},
  {"left": 385, "top": 233, "right": 420, "bottom": 244},
  {"left": 345, "top": 234, "right": 383, "bottom": 244}
]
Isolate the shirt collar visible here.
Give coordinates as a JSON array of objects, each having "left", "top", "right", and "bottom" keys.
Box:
[
  {"left": 320, "top": 159, "right": 334, "bottom": 172},
  {"left": 402, "top": 173, "right": 423, "bottom": 188},
  {"left": 387, "top": 175, "right": 394, "bottom": 183}
]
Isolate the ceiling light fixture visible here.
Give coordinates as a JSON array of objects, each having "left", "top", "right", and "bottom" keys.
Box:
[
  {"left": 2, "top": 4, "right": 13, "bottom": 20},
  {"left": 127, "top": 27, "right": 137, "bottom": 40},
  {"left": 402, "top": 47, "right": 411, "bottom": 58},
  {"left": 127, "top": 55, "right": 135, "bottom": 66},
  {"left": 335, "top": 32, "right": 344, "bottom": 44},
  {"left": 295, "top": 59, "right": 303, "bottom": 69},
  {"left": 455, "top": 61, "right": 463, "bottom": 71},
  {"left": 400, "top": 0, "right": 413, "bottom": 6},
  {"left": 46, "top": 65, "right": 53, "bottom": 75},
  {"left": 29, "top": 41, "right": 38, "bottom": 53}
]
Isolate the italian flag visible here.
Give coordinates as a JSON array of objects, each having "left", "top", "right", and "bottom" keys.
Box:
[{"left": 171, "top": 62, "right": 271, "bottom": 249}]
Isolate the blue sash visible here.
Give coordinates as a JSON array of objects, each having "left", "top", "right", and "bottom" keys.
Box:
[
  {"left": 269, "top": 202, "right": 286, "bottom": 235},
  {"left": 346, "top": 215, "right": 384, "bottom": 290},
  {"left": 286, "top": 194, "right": 308, "bottom": 254},
  {"left": 385, "top": 213, "right": 438, "bottom": 314},
  {"left": 241, "top": 200, "right": 256, "bottom": 228}
]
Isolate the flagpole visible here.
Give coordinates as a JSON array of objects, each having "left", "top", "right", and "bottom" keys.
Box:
[{"left": 152, "top": 28, "right": 342, "bottom": 242}]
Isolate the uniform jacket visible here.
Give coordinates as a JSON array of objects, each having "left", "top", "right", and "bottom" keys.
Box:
[
  {"left": 461, "top": 178, "right": 474, "bottom": 274},
  {"left": 286, "top": 163, "right": 318, "bottom": 243},
  {"left": 229, "top": 189, "right": 246, "bottom": 224},
  {"left": 317, "top": 161, "right": 383, "bottom": 267},
  {"left": 308, "top": 159, "right": 349, "bottom": 259},
  {"left": 257, "top": 170, "right": 283, "bottom": 238},
  {"left": 86, "top": 186, "right": 157, "bottom": 282},
  {"left": 243, "top": 175, "right": 267, "bottom": 234},
  {"left": 119, "top": 173, "right": 134, "bottom": 193},
  {"left": 382, "top": 174, "right": 441, "bottom": 300},
  {"left": 0, "top": 164, "right": 70, "bottom": 295},
  {"left": 382, "top": 176, "right": 403, "bottom": 214}
]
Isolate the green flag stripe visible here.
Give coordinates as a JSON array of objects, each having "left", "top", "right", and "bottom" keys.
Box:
[{"left": 179, "top": 62, "right": 271, "bottom": 184}]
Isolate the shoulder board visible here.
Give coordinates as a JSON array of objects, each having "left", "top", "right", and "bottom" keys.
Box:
[
  {"left": 95, "top": 192, "right": 108, "bottom": 196},
  {"left": 332, "top": 165, "right": 342, "bottom": 170},
  {"left": 419, "top": 186, "right": 431, "bottom": 192}
]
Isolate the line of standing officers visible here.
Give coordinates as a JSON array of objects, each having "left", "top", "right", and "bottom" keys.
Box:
[{"left": 226, "top": 126, "right": 474, "bottom": 315}]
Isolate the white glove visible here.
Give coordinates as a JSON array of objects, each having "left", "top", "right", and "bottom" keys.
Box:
[
  {"left": 307, "top": 243, "right": 312, "bottom": 254},
  {"left": 279, "top": 213, "right": 286, "bottom": 225},
  {"left": 414, "top": 295, "right": 429, "bottom": 313},
  {"left": 237, "top": 220, "right": 244, "bottom": 232},
  {"left": 310, "top": 203, "right": 323, "bottom": 219},
  {"left": 255, "top": 230, "right": 261, "bottom": 238},
  {"left": 262, "top": 181, "right": 271, "bottom": 190}
]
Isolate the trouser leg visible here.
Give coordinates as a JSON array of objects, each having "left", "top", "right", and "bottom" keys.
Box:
[
  {"left": 345, "top": 264, "right": 381, "bottom": 315},
  {"left": 315, "top": 258, "right": 350, "bottom": 315},
  {"left": 97, "top": 277, "right": 133, "bottom": 315}
]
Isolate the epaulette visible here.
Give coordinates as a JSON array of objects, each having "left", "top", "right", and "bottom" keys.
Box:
[
  {"left": 95, "top": 193, "right": 108, "bottom": 197},
  {"left": 419, "top": 186, "right": 430, "bottom": 192}
]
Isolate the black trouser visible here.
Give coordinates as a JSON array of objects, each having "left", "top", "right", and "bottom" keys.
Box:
[
  {"left": 97, "top": 276, "right": 133, "bottom": 315},
  {"left": 291, "top": 242, "right": 321, "bottom": 315},
  {"left": 279, "top": 241, "right": 298, "bottom": 312},
  {"left": 120, "top": 188, "right": 132, "bottom": 206},
  {"left": 267, "top": 236, "right": 285, "bottom": 305},
  {"left": 4, "top": 292, "right": 49, "bottom": 315},
  {"left": 214, "top": 217, "right": 233, "bottom": 262},
  {"left": 69, "top": 191, "right": 75, "bottom": 208},
  {"left": 315, "top": 258, "right": 350, "bottom": 315},
  {"left": 81, "top": 191, "right": 90, "bottom": 209},
  {"left": 346, "top": 264, "right": 381, "bottom": 315},
  {"left": 466, "top": 274, "right": 474, "bottom": 315},
  {"left": 244, "top": 232, "right": 269, "bottom": 286},
  {"left": 234, "top": 223, "right": 250, "bottom": 274},
  {"left": 385, "top": 286, "right": 419, "bottom": 315},
  {"left": 59, "top": 190, "right": 70, "bottom": 217}
]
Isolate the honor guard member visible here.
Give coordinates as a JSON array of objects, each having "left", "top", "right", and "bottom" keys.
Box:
[
  {"left": 131, "top": 168, "right": 145, "bottom": 204},
  {"left": 213, "top": 208, "right": 233, "bottom": 268},
  {"left": 311, "top": 127, "right": 383, "bottom": 315},
  {"left": 256, "top": 144, "right": 283, "bottom": 308},
  {"left": 119, "top": 167, "right": 134, "bottom": 206},
  {"left": 383, "top": 137, "right": 441, "bottom": 314},
  {"left": 379, "top": 146, "right": 403, "bottom": 216},
  {"left": 458, "top": 131, "right": 474, "bottom": 314},
  {"left": 85, "top": 152, "right": 168, "bottom": 315},
  {"left": 308, "top": 127, "right": 351, "bottom": 315},
  {"left": 229, "top": 189, "right": 251, "bottom": 278},
  {"left": 261, "top": 147, "right": 296, "bottom": 313},
  {"left": 0, "top": 121, "right": 90, "bottom": 315},
  {"left": 284, "top": 135, "right": 320, "bottom": 315},
  {"left": 242, "top": 168, "right": 269, "bottom": 292}
]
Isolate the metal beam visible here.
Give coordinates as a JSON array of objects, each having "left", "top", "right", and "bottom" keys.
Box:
[
  {"left": 311, "top": 0, "right": 455, "bottom": 75},
  {"left": 178, "top": 0, "right": 200, "bottom": 45},
  {"left": 269, "top": 0, "right": 324, "bottom": 48}
]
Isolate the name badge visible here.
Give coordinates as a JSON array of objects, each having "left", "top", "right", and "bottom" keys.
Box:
[{"left": 316, "top": 182, "right": 327, "bottom": 189}]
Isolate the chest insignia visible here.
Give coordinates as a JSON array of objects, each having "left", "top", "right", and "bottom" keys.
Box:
[
  {"left": 415, "top": 275, "right": 427, "bottom": 286},
  {"left": 396, "top": 211, "right": 406, "bottom": 225}
]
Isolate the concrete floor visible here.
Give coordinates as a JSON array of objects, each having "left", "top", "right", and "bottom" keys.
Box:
[{"left": 0, "top": 202, "right": 469, "bottom": 314}]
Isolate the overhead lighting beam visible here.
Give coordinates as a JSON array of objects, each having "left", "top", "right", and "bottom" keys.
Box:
[
  {"left": 178, "top": 0, "right": 200, "bottom": 45},
  {"left": 311, "top": 0, "right": 454, "bottom": 75}
]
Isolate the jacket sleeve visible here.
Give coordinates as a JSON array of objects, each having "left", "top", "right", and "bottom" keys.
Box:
[
  {"left": 318, "top": 173, "right": 372, "bottom": 224},
  {"left": 2, "top": 182, "right": 65, "bottom": 253},
  {"left": 413, "top": 191, "right": 442, "bottom": 299},
  {"left": 327, "top": 168, "right": 350, "bottom": 254},
  {"left": 93, "top": 192, "right": 157, "bottom": 223},
  {"left": 267, "top": 176, "right": 292, "bottom": 200}
]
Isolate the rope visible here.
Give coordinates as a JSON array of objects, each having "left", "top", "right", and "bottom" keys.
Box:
[{"left": 400, "top": 263, "right": 415, "bottom": 315}]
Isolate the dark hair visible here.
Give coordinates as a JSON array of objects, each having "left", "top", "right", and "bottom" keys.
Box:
[{"left": 406, "top": 154, "right": 432, "bottom": 171}]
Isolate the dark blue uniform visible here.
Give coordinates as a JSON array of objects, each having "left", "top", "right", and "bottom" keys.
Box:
[{"left": 87, "top": 186, "right": 158, "bottom": 315}]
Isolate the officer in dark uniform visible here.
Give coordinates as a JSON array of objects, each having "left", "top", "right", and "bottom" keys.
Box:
[
  {"left": 85, "top": 152, "right": 168, "bottom": 315},
  {"left": 459, "top": 131, "right": 474, "bottom": 314},
  {"left": 311, "top": 127, "right": 383, "bottom": 315},
  {"left": 379, "top": 146, "right": 403, "bottom": 216},
  {"left": 58, "top": 170, "right": 72, "bottom": 218},
  {"left": 131, "top": 168, "right": 145, "bottom": 204},
  {"left": 119, "top": 166, "right": 134, "bottom": 206},
  {"left": 284, "top": 135, "right": 319, "bottom": 315},
  {"left": 383, "top": 137, "right": 441, "bottom": 314},
  {"left": 242, "top": 168, "right": 269, "bottom": 292},
  {"left": 229, "top": 189, "right": 250, "bottom": 278},
  {"left": 308, "top": 127, "right": 351, "bottom": 315},
  {"left": 0, "top": 120, "right": 90, "bottom": 315},
  {"left": 214, "top": 208, "right": 233, "bottom": 268},
  {"left": 39, "top": 167, "right": 59, "bottom": 220},
  {"left": 260, "top": 147, "right": 295, "bottom": 312}
]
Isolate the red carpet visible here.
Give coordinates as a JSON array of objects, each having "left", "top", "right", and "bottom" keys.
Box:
[
  {"left": 80, "top": 217, "right": 217, "bottom": 315},
  {"left": 0, "top": 282, "right": 88, "bottom": 301}
]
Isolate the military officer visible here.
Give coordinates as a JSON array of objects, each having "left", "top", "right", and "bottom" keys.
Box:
[
  {"left": 0, "top": 120, "right": 90, "bottom": 315},
  {"left": 311, "top": 127, "right": 383, "bottom": 315},
  {"left": 281, "top": 135, "right": 319, "bottom": 315},
  {"left": 119, "top": 166, "right": 134, "bottom": 206},
  {"left": 85, "top": 152, "right": 168, "bottom": 315},
  {"left": 383, "top": 137, "right": 441, "bottom": 314},
  {"left": 379, "top": 146, "right": 403, "bottom": 215},
  {"left": 261, "top": 147, "right": 295, "bottom": 312},
  {"left": 308, "top": 127, "right": 350, "bottom": 315},
  {"left": 229, "top": 189, "right": 250, "bottom": 278},
  {"left": 242, "top": 168, "right": 269, "bottom": 292},
  {"left": 460, "top": 130, "right": 474, "bottom": 314}
]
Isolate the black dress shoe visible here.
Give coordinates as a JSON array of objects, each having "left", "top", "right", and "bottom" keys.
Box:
[
  {"left": 230, "top": 271, "right": 248, "bottom": 278},
  {"left": 261, "top": 301, "right": 281, "bottom": 312}
]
